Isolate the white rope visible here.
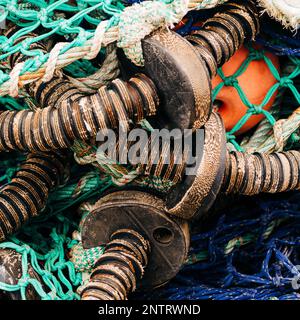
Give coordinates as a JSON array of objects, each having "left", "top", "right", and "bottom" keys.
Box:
[
  {"left": 42, "top": 42, "right": 66, "bottom": 82},
  {"left": 258, "top": 0, "right": 300, "bottom": 29},
  {"left": 2, "top": 0, "right": 229, "bottom": 96},
  {"left": 273, "top": 119, "right": 286, "bottom": 151},
  {"left": 85, "top": 20, "right": 109, "bottom": 60},
  {"left": 8, "top": 62, "right": 25, "bottom": 97}
]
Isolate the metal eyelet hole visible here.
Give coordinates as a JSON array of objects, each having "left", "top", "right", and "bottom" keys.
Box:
[{"left": 152, "top": 227, "right": 174, "bottom": 245}]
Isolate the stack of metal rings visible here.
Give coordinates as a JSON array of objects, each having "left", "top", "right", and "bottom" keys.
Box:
[
  {"left": 116, "top": 134, "right": 187, "bottom": 185},
  {"left": 140, "top": 139, "right": 186, "bottom": 185},
  {"left": 0, "top": 73, "right": 159, "bottom": 152},
  {"left": 81, "top": 229, "right": 150, "bottom": 300},
  {"left": 0, "top": 152, "right": 67, "bottom": 241},
  {"left": 186, "top": 0, "right": 259, "bottom": 77},
  {"left": 223, "top": 150, "right": 300, "bottom": 195}
]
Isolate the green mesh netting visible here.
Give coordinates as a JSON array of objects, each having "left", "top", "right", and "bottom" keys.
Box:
[{"left": 0, "top": 0, "right": 299, "bottom": 300}]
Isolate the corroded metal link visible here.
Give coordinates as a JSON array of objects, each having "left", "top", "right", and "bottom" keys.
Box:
[{"left": 81, "top": 229, "right": 150, "bottom": 300}]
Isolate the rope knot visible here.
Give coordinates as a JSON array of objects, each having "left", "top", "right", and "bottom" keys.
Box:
[
  {"left": 20, "top": 244, "right": 31, "bottom": 254},
  {"left": 249, "top": 50, "right": 265, "bottom": 61},
  {"left": 58, "top": 19, "right": 70, "bottom": 31},
  {"left": 38, "top": 8, "right": 49, "bottom": 23},
  {"left": 6, "top": 4, "right": 16, "bottom": 13},
  {"left": 226, "top": 133, "right": 236, "bottom": 141},
  {"left": 248, "top": 105, "right": 262, "bottom": 115},
  {"left": 77, "top": 0, "right": 88, "bottom": 10},
  {"left": 223, "top": 76, "right": 238, "bottom": 87},
  {"left": 20, "top": 38, "right": 31, "bottom": 51},
  {"left": 279, "top": 77, "right": 293, "bottom": 88},
  {"left": 18, "top": 276, "right": 30, "bottom": 288},
  {"left": 271, "top": 276, "right": 281, "bottom": 287},
  {"left": 53, "top": 261, "right": 66, "bottom": 270}
]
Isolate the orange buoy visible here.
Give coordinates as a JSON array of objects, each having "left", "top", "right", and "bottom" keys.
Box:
[{"left": 212, "top": 46, "right": 280, "bottom": 135}]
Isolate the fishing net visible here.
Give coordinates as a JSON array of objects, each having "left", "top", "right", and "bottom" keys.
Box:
[{"left": 0, "top": 0, "right": 299, "bottom": 300}]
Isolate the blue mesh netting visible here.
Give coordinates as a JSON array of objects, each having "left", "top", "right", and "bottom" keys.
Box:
[{"left": 0, "top": 1, "right": 299, "bottom": 300}]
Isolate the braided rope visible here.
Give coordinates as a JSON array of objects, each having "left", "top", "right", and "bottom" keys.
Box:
[
  {"left": 69, "top": 241, "right": 104, "bottom": 273},
  {"left": 118, "top": 0, "right": 189, "bottom": 66},
  {"left": 0, "top": 0, "right": 229, "bottom": 97},
  {"left": 1, "top": 25, "right": 119, "bottom": 97},
  {"left": 66, "top": 45, "right": 120, "bottom": 93},
  {"left": 255, "top": 106, "right": 300, "bottom": 153}
]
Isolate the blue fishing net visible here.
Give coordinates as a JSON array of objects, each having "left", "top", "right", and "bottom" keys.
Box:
[{"left": 0, "top": 0, "right": 299, "bottom": 300}]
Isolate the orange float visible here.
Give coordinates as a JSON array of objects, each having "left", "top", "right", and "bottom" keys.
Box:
[{"left": 212, "top": 46, "right": 280, "bottom": 135}]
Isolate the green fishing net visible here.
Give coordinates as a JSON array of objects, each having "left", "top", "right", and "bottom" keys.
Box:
[{"left": 0, "top": 0, "right": 299, "bottom": 300}]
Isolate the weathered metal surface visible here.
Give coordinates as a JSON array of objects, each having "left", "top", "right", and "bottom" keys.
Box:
[
  {"left": 0, "top": 249, "right": 42, "bottom": 300},
  {"left": 166, "top": 112, "right": 227, "bottom": 220},
  {"left": 143, "top": 29, "right": 212, "bottom": 130},
  {"left": 81, "top": 190, "right": 189, "bottom": 291}
]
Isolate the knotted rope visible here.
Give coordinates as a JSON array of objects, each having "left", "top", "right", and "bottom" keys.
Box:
[{"left": 0, "top": 0, "right": 229, "bottom": 97}]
